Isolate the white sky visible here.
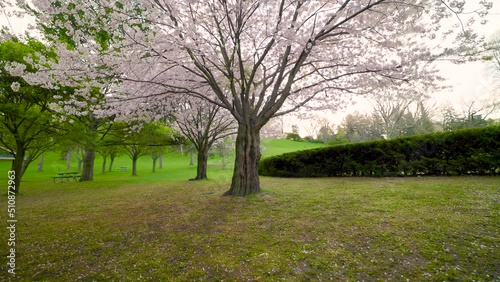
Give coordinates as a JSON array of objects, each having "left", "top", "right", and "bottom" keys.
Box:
[{"left": 1, "top": 1, "right": 499, "bottom": 135}]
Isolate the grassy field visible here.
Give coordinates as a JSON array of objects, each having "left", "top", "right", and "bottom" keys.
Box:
[{"left": 0, "top": 140, "right": 499, "bottom": 281}]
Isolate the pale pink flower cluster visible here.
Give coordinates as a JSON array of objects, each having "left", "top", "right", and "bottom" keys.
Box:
[
  {"left": 15, "top": 0, "right": 491, "bottom": 127},
  {"left": 10, "top": 82, "right": 21, "bottom": 92}
]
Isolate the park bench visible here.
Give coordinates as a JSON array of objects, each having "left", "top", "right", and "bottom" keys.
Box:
[
  {"left": 52, "top": 172, "right": 80, "bottom": 183},
  {"left": 120, "top": 166, "right": 128, "bottom": 172}
]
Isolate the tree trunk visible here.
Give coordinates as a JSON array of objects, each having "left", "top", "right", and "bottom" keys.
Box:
[
  {"left": 191, "top": 149, "right": 208, "bottom": 180},
  {"left": 221, "top": 155, "right": 227, "bottom": 170},
  {"left": 223, "top": 123, "right": 261, "bottom": 196},
  {"left": 108, "top": 154, "right": 115, "bottom": 172},
  {"left": 132, "top": 157, "right": 138, "bottom": 176},
  {"left": 21, "top": 158, "right": 31, "bottom": 177},
  {"left": 75, "top": 151, "right": 83, "bottom": 172},
  {"left": 66, "top": 150, "right": 72, "bottom": 170},
  {"left": 159, "top": 150, "right": 163, "bottom": 169},
  {"left": 152, "top": 157, "right": 158, "bottom": 172},
  {"left": 80, "top": 148, "right": 95, "bottom": 181},
  {"left": 10, "top": 148, "right": 25, "bottom": 194},
  {"left": 189, "top": 151, "right": 194, "bottom": 165},
  {"left": 38, "top": 154, "right": 44, "bottom": 172},
  {"left": 102, "top": 154, "right": 107, "bottom": 173}
]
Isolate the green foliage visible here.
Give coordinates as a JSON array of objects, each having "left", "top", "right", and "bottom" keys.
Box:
[
  {"left": 259, "top": 126, "right": 500, "bottom": 177},
  {"left": 0, "top": 39, "right": 64, "bottom": 191}
]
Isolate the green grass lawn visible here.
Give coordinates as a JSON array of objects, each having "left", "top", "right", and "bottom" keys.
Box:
[{"left": 0, "top": 140, "right": 499, "bottom": 281}]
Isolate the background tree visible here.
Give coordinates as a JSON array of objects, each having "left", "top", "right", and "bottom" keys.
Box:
[
  {"left": 96, "top": 145, "right": 121, "bottom": 173},
  {"left": 285, "top": 124, "right": 302, "bottom": 142},
  {"left": 0, "top": 38, "right": 62, "bottom": 193},
  {"left": 175, "top": 98, "right": 235, "bottom": 180},
  {"left": 212, "top": 137, "right": 235, "bottom": 171},
  {"left": 371, "top": 95, "right": 436, "bottom": 138},
  {"left": 315, "top": 118, "right": 336, "bottom": 146},
  {"left": 261, "top": 116, "right": 284, "bottom": 139},
  {"left": 96, "top": 130, "right": 123, "bottom": 173},
  {"left": 484, "top": 32, "right": 500, "bottom": 83},
  {"left": 441, "top": 99, "right": 498, "bottom": 131},
  {"left": 115, "top": 122, "right": 176, "bottom": 176},
  {"left": 19, "top": 0, "right": 124, "bottom": 182},
  {"left": 341, "top": 112, "right": 385, "bottom": 143}
]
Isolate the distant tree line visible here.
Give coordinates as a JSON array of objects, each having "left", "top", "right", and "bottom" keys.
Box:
[{"left": 285, "top": 97, "right": 498, "bottom": 145}]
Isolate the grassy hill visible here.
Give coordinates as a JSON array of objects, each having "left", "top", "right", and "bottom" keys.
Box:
[{"left": 260, "top": 138, "right": 323, "bottom": 157}]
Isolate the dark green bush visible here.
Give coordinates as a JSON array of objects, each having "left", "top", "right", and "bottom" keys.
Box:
[{"left": 259, "top": 126, "right": 500, "bottom": 177}]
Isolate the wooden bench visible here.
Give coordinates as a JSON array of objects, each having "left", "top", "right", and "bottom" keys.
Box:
[{"left": 120, "top": 166, "right": 128, "bottom": 172}]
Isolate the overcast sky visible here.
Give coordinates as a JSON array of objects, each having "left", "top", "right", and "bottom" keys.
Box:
[{"left": 1, "top": 1, "right": 499, "bottom": 134}]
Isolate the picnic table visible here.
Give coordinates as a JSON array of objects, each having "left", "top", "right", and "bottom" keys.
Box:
[{"left": 53, "top": 172, "right": 80, "bottom": 183}]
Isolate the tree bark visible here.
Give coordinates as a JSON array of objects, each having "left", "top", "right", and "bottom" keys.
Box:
[
  {"left": 21, "top": 158, "right": 31, "bottom": 177},
  {"left": 132, "top": 157, "right": 138, "bottom": 176},
  {"left": 80, "top": 148, "right": 95, "bottom": 181},
  {"left": 152, "top": 157, "right": 158, "bottom": 172},
  {"left": 189, "top": 151, "right": 194, "bottom": 165},
  {"left": 221, "top": 155, "right": 227, "bottom": 170},
  {"left": 159, "top": 150, "right": 163, "bottom": 169},
  {"left": 37, "top": 154, "right": 44, "bottom": 172},
  {"left": 191, "top": 149, "right": 208, "bottom": 180},
  {"left": 101, "top": 154, "right": 107, "bottom": 173},
  {"left": 223, "top": 122, "right": 261, "bottom": 196},
  {"left": 108, "top": 154, "right": 115, "bottom": 172},
  {"left": 75, "top": 151, "right": 83, "bottom": 173},
  {"left": 10, "top": 148, "right": 25, "bottom": 194},
  {"left": 66, "top": 150, "right": 72, "bottom": 170}
]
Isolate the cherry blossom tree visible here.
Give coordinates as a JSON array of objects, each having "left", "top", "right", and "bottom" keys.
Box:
[
  {"left": 21, "top": 0, "right": 492, "bottom": 196},
  {"left": 174, "top": 97, "right": 235, "bottom": 180}
]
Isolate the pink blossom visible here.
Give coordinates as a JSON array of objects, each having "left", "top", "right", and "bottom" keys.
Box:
[{"left": 11, "top": 82, "right": 21, "bottom": 92}]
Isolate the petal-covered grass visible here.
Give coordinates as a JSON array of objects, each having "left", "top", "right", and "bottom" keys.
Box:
[{"left": 1, "top": 176, "right": 499, "bottom": 281}]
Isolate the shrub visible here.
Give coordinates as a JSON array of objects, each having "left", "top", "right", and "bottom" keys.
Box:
[{"left": 259, "top": 126, "right": 500, "bottom": 177}]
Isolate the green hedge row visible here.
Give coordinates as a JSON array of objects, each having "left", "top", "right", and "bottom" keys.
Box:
[{"left": 259, "top": 126, "right": 500, "bottom": 177}]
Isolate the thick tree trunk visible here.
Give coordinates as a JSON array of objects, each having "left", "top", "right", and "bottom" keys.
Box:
[
  {"left": 191, "top": 149, "right": 208, "bottom": 180},
  {"left": 223, "top": 123, "right": 261, "bottom": 197},
  {"left": 80, "top": 149, "right": 95, "bottom": 181},
  {"left": 10, "top": 149, "right": 25, "bottom": 194}
]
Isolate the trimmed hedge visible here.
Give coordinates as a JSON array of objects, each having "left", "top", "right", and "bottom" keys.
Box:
[{"left": 259, "top": 126, "right": 500, "bottom": 177}]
